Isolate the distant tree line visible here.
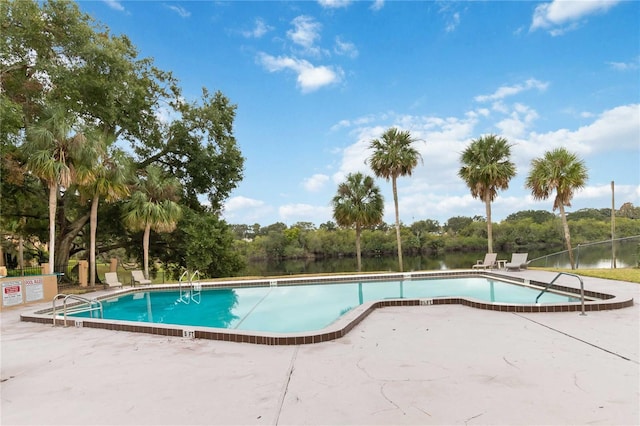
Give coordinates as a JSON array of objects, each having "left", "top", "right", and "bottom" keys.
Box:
[{"left": 230, "top": 205, "right": 640, "bottom": 263}]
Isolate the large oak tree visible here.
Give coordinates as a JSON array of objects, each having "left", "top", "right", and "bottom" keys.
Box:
[{"left": 1, "top": 0, "right": 244, "bottom": 280}]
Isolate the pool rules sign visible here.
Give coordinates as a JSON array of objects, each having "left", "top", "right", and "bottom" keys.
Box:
[
  {"left": 2, "top": 280, "right": 23, "bottom": 307},
  {"left": 25, "top": 277, "right": 44, "bottom": 302}
]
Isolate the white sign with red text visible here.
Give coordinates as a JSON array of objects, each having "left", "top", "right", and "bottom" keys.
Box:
[{"left": 2, "top": 280, "right": 23, "bottom": 307}]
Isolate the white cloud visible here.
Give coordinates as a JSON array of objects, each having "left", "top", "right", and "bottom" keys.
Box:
[
  {"left": 522, "top": 104, "right": 640, "bottom": 159},
  {"left": 475, "top": 79, "right": 549, "bottom": 103},
  {"left": 607, "top": 58, "right": 640, "bottom": 71},
  {"left": 103, "top": 0, "right": 124, "bottom": 11},
  {"left": 257, "top": 53, "right": 343, "bottom": 93},
  {"left": 330, "top": 119, "right": 353, "bottom": 132},
  {"left": 242, "top": 18, "right": 273, "bottom": 38},
  {"left": 495, "top": 103, "right": 539, "bottom": 139},
  {"left": 223, "top": 196, "right": 274, "bottom": 224},
  {"left": 438, "top": 2, "right": 462, "bottom": 33},
  {"left": 370, "top": 0, "right": 384, "bottom": 12},
  {"left": 334, "top": 37, "right": 358, "bottom": 59},
  {"left": 332, "top": 114, "right": 478, "bottom": 203},
  {"left": 166, "top": 4, "right": 190, "bottom": 18},
  {"left": 572, "top": 183, "right": 640, "bottom": 207},
  {"left": 288, "top": 16, "right": 322, "bottom": 50},
  {"left": 329, "top": 114, "right": 381, "bottom": 131},
  {"left": 332, "top": 126, "right": 386, "bottom": 184},
  {"left": 327, "top": 102, "right": 639, "bottom": 225},
  {"left": 224, "top": 196, "right": 266, "bottom": 212},
  {"left": 279, "top": 204, "right": 332, "bottom": 224},
  {"left": 317, "top": 0, "right": 352, "bottom": 9},
  {"left": 303, "top": 174, "right": 330, "bottom": 192},
  {"left": 531, "top": 0, "right": 620, "bottom": 34},
  {"left": 445, "top": 12, "right": 460, "bottom": 33}
]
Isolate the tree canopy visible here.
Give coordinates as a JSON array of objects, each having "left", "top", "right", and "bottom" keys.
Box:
[{"left": 1, "top": 0, "right": 244, "bottom": 280}]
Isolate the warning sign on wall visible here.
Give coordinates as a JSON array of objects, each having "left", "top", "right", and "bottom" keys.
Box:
[{"left": 2, "top": 280, "right": 23, "bottom": 307}]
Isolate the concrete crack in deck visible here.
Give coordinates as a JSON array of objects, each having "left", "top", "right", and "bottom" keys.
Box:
[
  {"left": 273, "top": 346, "right": 299, "bottom": 426},
  {"left": 512, "top": 313, "right": 639, "bottom": 364}
]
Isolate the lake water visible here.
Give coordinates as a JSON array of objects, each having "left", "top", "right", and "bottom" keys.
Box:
[{"left": 238, "top": 241, "right": 637, "bottom": 277}]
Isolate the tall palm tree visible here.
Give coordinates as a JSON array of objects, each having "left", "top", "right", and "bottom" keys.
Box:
[
  {"left": 367, "top": 127, "right": 422, "bottom": 272},
  {"left": 458, "top": 134, "right": 516, "bottom": 254},
  {"left": 123, "top": 165, "right": 182, "bottom": 279},
  {"left": 23, "top": 105, "right": 83, "bottom": 274},
  {"left": 79, "top": 137, "right": 130, "bottom": 286},
  {"left": 332, "top": 172, "right": 384, "bottom": 272},
  {"left": 525, "top": 147, "right": 588, "bottom": 269}
]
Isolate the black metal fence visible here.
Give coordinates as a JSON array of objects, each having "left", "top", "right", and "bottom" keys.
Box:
[{"left": 2, "top": 266, "right": 44, "bottom": 277}]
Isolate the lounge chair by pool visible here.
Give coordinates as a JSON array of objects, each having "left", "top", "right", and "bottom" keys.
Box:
[
  {"left": 131, "top": 270, "right": 152, "bottom": 286},
  {"left": 104, "top": 272, "right": 123, "bottom": 289},
  {"left": 472, "top": 253, "right": 498, "bottom": 269},
  {"left": 505, "top": 253, "right": 529, "bottom": 271}
]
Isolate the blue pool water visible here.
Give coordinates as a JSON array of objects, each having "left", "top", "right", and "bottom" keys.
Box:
[{"left": 71, "top": 277, "right": 579, "bottom": 333}]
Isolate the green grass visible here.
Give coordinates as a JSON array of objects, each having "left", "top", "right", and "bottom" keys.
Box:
[{"left": 538, "top": 267, "right": 640, "bottom": 284}]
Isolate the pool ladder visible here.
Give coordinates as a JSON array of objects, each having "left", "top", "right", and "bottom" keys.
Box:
[
  {"left": 535, "top": 272, "right": 586, "bottom": 315},
  {"left": 52, "top": 294, "right": 103, "bottom": 327},
  {"left": 178, "top": 270, "right": 201, "bottom": 304}
]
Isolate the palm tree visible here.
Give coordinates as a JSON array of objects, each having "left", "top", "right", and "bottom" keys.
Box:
[
  {"left": 79, "top": 138, "right": 130, "bottom": 286},
  {"left": 22, "top": 105, "right": 83, "bottom": 274},
  {"left": 458, "top": 134, "right": 516, "bottom": 254},
  {"left": 332, "top": 172, "right": 384, "bottom": 272},
  {"left": 367, "top": 127, "right": 422, "bottom": 272},
  {"left": 525, "top": 147, "right": 588, "bottom": 269},
  {"left": 123, "top": 165, "right": 182, "bottom": 279}
]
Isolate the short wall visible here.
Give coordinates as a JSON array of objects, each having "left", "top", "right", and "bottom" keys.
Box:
[{"left": 0, "top": 275, "right": 58, "bottom": 311}]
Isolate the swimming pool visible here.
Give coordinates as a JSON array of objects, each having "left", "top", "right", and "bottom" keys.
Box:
[
  {"left": 68, "top": 276, "right": 579, "bottom": 333},
  {"left": 22, "top": 271, "right": 633, "bottom": 345}
]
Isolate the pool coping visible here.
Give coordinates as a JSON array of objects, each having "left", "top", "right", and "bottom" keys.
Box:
[{"left": 19, "top": 270, "right": 635, "bottom": 345}]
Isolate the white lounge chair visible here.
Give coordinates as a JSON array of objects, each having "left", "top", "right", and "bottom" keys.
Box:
[
  {"left": 104, "top": 272, "right": 123, "bottom": 289},
  {"left": 505, "top": 253, "right": 528, "bottom": 271},
  {"left": 472, "top": 253, "right": 498, "bottom": 269},
  {"left": 131, "top": 270, "right": 152, "bottom": 286}
]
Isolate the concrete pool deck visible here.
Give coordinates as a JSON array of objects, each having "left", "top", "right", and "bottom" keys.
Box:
[{"left": 1, "top": 270, "right": 638, "bottom": 425}]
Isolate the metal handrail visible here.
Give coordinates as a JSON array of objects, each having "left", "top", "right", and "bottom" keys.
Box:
[
  {"left": 52, "top": 293, "right": 103, "bottom": 327},
  {"left": 190, "top": 270, "right": 201, "bottom": 304},
  {"left": 178, "top": 270, "right": 189, "bottom": 303},
  {"left": 535, "top": 272, "right": 586, "bottom": 315},
  {"left": 178, "top": 270, "right": 201, "bottom": 304},
  {"left": 528, "top": 235, "right": 639, "bottom": 268}
]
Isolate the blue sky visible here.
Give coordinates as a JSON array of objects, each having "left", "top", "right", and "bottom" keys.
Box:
[{"left": 80, "top": 0, "right": 639, "bottom": 227}]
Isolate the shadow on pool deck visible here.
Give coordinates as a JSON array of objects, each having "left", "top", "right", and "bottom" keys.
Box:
[{"left": 1, "top": 270, "right": 638, "bottom": 425}]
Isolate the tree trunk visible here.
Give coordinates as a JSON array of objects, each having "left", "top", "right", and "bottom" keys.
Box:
[
  {"left": 143, "top": 223, "right": 151, "bottom": 279},
  {"left": 47, "top": 184, "right": 57, "bottom": 274},
  {"left": 54, "top": 212, "right": 90, "bottom": 281},
  {"left": 355, "top": 224, "right": 362, "bottom": 272},
  {"left": 558, "top": 204, "right": 575, "bottom": 269},
  {"left": 89, "top": 195, "right": 99, "bottom": 286},
  {"left": 392, "top": 177, "right": 403, "bottom": 272},
  {"left": 485, "top": 195, "right": 493, "bottom": 253},
  {"left": 18, "top": 217, "right": 26, "bottom": 269},
  {"left": 18, "top": 235, "right": 24, "bottom": 269},
  {"left": 54, "top": 235, "right": 73, "bottom": 280}
]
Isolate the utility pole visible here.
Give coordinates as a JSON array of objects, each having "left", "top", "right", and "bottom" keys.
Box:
[{"left": 611, "top": 181, "right": 617, "bottom": 269}]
